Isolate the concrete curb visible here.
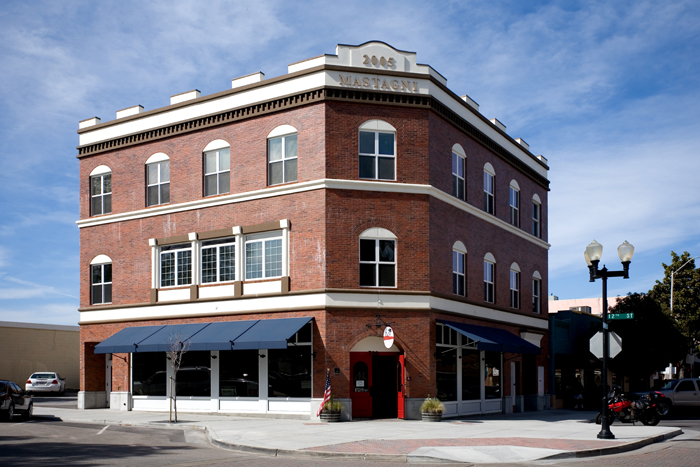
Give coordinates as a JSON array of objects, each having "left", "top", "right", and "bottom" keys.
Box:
[{"left": 541, "top": 429, "right": 683, "bottom": 460}]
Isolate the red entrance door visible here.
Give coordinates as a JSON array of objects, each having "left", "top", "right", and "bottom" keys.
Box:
[
  {"left": 350, "top": 352, "right": 405, "bottom": 419},
  {"left": 397, "top": 354, "right": 405, "bottom": 419},
  {"left": 350, "top": 352, "right": 372, "bottom": 417}
]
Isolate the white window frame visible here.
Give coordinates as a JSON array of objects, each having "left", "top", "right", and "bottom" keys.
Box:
[
  {"left": 359, "top": 227, "right": 397, "bottom": 288},
  {"left": 244, "top": 231, "right": 284, "bottom": 280},
  {"left": 452, "top": 144, "right": 466, "bottom": 201},
  {"left": 90, "top": 255, "right": 112, "bottom": 305},
  {"left": 532, "top": 196, "right": 541, "bottom": 238},
  {"left": 201, "top": 237, "right": 236, "bottom": 284},
  {"left": 146, "top": 154, "right": 170, "bottom": 207},
  {"left": 509, "top": 181, "right": 520, "bottom": 228},
  {"left": 160, "top": 243, "right": 193, "bottom": 288},
  {"left": 359, "top": 120, "right": 396, "bottom": 181},
  {"left": 267, "top": 126, "right": 298, "bottom": 186},
  {"left": 203, "top": 142, "right": 231, "bottom": 197},
  {"left": 452, "top": 241, "right": 466, "bottom": 297},
  {"left": 484, "top": 253, "right": 495, "bottom": 303},
  {"left": 532, "top": 271, "right": 542, "bottom": 314},
  {"left": 90, "top": 165, "right": 112, "bottom": 216},
  {"left": 483, "top": 163, "right": 495, "bottom": 215},
  {"left": 510, "top": 264, "right": 520, "bottom": 309}
]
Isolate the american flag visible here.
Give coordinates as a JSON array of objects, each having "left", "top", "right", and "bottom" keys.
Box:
[{"left": 316, "top": 369, "right": 331, "bottom": 416}]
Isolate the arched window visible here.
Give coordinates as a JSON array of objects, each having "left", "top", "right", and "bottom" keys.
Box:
[
  {"left": 452, "top": 144, "right": 466, "bottom": 200},
  {"left": 532, "top": 194, "right": 541, "bottom": 237},
  {"left": 90, "top": 255, "right": 112, "bottom": 305},
  {"left": 203, "top": 140, "right": 230, "bottom": 196},
  {"left": 359, "top": 120, "right": 396, "bottom": 181},
  {"left": 510, "top": 262, "right": 520, "bottom": 309},
  {"left": 483, "top": 163, "right": 495, "bottom": 214},
  {"left": 532, "top": 271, "right": 542, "bottom": 313},
  {"left": 483, "top": 252, "right": 496, "bottom": 303},
  {"left": 453, "top": 241, "right": 466, "bottom": 296},
  {"left": 509, "top": 180, "right": 520, "bottom": 227},
  {"left": 359, "top": 228, "right": 397, "bottom": 287},
  {"left": 146, "top": 153, "right": 170, "bottom": 206},
  {"left": 90, "top": 165, "right": 112, "bottom": 216},
  {"left": 267, "top": 125, "right": 298, "bottom": 185}
]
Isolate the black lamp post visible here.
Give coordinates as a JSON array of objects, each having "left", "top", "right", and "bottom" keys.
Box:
[{"left": 584, "top": 239, "right": 634, "bottom": 440}]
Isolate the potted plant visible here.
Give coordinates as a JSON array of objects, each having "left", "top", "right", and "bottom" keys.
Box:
[
  {"left": 420, "top": 395, "right": 445, "bottom": 422},
  {"left": 319, "top": 394, "right": 343, "bottom": 422}
]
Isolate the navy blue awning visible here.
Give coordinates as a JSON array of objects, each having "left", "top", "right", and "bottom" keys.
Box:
[
  {"left": 439, "top": 320, "right": 541, "bottom": 355},
  {"left": 94, "top": 317, "right": 313, "bottom": 354}
]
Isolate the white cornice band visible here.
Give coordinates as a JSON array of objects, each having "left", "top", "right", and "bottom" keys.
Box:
[{"left": 76, "top": 178, "right": 550, "bottom": 250}]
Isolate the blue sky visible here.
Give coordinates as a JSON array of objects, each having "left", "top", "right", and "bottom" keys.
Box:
[{"left": 1, "top": 0, "right": 699, "bottom": 325}]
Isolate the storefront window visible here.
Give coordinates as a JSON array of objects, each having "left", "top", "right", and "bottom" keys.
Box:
[
  {"left": 176, "top": 352, "right": 211, "bottom": 397},
  {"left": 132, "top": 353, "right": 166, "bottom": 396},
  {"left": 436, "top": 349, "right": 457, "bottom": 402},
  {"left": 461, "top": 349, "right": 480, "bottom": 400},
  {"left": 268, "top": 346, "right": 311, "bottom": 398},
  {"left": 484, "top": 351, "right": 501, "bottom": 399},
  {"left": 219, "top": 349, "right": 259, "bottom": 397}
]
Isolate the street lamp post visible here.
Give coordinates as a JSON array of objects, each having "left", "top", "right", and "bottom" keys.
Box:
[
  {"left": 584, "top": 239, "right": 634, "bottom": 440},
  {"left": 670, "top": 256, "right": 699, "bottom": 314}
]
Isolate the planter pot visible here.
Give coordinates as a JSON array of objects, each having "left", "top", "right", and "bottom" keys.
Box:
[
  {"left": 320, "top": 411, "right": 341, "bottom": 423},
  {"left": 421, "top": 412, "right": 443, "bottom": 422}
]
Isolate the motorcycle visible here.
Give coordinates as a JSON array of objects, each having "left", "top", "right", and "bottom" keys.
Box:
[
  {"left": 647, "top": 390, "right": 671, "bottom": 416},
  {"left": 595, "top": 386, "right": 660, "bottom": 426}
]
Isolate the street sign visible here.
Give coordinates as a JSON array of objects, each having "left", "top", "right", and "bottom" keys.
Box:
[
  {"left": 608, "top": 313, "right": 634, "bottom": 320},
  {"left": 590, "top": 331, "right": 622, "bottom": 359}
]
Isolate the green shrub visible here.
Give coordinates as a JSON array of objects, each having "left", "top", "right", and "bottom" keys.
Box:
[
  {"left": 322, "top": 394, "right": 343, "bottom": 413},
  {"left": 420, "top": 395, "right": 445, "bottom": 414}
]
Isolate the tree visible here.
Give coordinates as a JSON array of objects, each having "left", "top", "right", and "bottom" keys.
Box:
[
  {"left": 608, "top": 293, "right": 686, "bottom": 388},
  {"left": 649, "top": 251, "right": 700, "bottom": 355},
  {"left": 166, "top": 332, "right": 190, "bottom": 423}
]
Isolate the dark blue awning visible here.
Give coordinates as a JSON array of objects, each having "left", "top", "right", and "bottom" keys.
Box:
[
  {"left": 94, "top": 317, "right": 313, "bottom": 354},
  {"left": 439, "top": 320, "right": 541, "bottom": 355}
]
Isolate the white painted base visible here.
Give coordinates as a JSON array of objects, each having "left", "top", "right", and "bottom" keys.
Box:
[
  {"left": 110, "top": 391, "right": 132, "bottom": 411},
  {"left": 78, "top": 391, "right": 107, "bottom": 409}
]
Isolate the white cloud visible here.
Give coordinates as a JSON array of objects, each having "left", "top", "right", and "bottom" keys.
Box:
[
  {"left": 0, "top": 302, "right": 79, "bottom": 327},
  {"left": 0, "top": 277, "right": 78, "bottom": 300}
]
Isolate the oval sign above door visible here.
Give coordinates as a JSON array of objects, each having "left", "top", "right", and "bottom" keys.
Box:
[{"left": 383, "top": 326, "right": 394, "bottom": 349}]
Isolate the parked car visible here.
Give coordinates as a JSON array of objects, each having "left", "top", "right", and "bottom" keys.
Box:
[
  {"left": 654, "top": 378, "right": 700, "bottom": 414},
  {"left": 1, "top": 380, "right": 33, "bottom": 421},
  {"left": 25, "top": 372, "right": 66, "bottom": 395}
]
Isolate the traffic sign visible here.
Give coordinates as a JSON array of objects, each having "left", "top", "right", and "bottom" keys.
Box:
[
  {"left": 590, "top": 331, "right": 622, "bottom": 359},
  {"left": 608, "top": 313, "right": 634, "bottom": 320}
]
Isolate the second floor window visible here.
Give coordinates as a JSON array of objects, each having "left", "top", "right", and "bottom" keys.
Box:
[
  {"left": 453, "top": 250, "right": 465, "bottom": 296},
  {"left": 91, "top": 262, "right": 112, "bottom": 305},
  {"left": 204, "top": 148, "right": 230, "bottom": 196},
  {"left": 268, "top": 134, "right": 297, "bottom": 185},
  {"left": 532, "top": 201, "right": 541, "bottom": 237},
  {"left": 452, "top": 151, "right": 465, "bottom": 200},
  {"left": 484, "top": 260, "right": 494, "bottom": 303},
  {"left": 532, "top": 277, "right": 541, "bottom": 313},
  {"left": 245, "top": 233, "right": 283, "bottom": 280},
  {"left": 359, "top": 130, "right": 395, "bottom": 180},
  {"left": 509, "top": 186, "right": 519, "bottom": 227},
  {"left": 91, "top": 173, "right": 112, "bottom": 216},
  {"left": 202, "top": 238, "right": 236, "bottom": 284},
  {"left": 510, "top": 269, "right": 520, "bottom": 309},
  {"left": 483, "top": 171, "right": 494, "bottom": 214},
  {"left": 360, "top": 238, "right": 396, "bottom": 287},
  {"left": 147, "top": 160, "right": 170, "bottom": 206},
  {"left": 160, "top": 243, "right": 192, "bottom": 287}
]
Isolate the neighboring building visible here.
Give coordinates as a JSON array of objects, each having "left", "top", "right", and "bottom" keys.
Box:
[
  {"left": 548, "top": 296, "right": 622, "bottom": 316},
  {"left": 76, "top": 42, "right": 550, "bottom": 419},
  {"left": 0, "top": 321, "right": 80, "bottom": 389}
]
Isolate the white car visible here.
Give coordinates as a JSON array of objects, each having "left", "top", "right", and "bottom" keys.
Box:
[{"left": 26, "top": 372, "right": 66, "bottom": 394}]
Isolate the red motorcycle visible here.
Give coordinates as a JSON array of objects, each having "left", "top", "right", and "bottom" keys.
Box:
[{"left": 595, "top": 386, "right": 660, "bottom": 426}]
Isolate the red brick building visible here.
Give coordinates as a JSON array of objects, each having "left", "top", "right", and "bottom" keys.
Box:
[{"left": 77, "top": 42, "right": 550, "bottom": 419}]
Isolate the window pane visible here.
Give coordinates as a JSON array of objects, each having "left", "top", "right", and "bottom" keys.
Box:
[
  {"left": 377, "top": 157, "right": 395, "bottom": 180},
  {"left": 161, "top": 161, "right": 170, "bottom": 182},
  {"left": 177, "top": 352, "right": 211, "bottom": 397},
  {"left": 147, "top": 186, "right": 159, "bottom": 206},
  {"left": 359, "top": 131, "right": 375, "bottom": 154},
  {"left": 103, "top": 194, "right": 111, "bottom": 214},
  {"left": 161, "top": 252, "right": 174, "bottom": 287},
  {"left": 268, "top": 138, "right": 282, "bottom": 161},
  {"left": 379, "top": 240, "right": 395, "bottom": 262},
  {"left": 219, "top": 149, "right": 230, "bottom": 171},
  {"left": 265, "top": 239, "right": 283, "bottom": 278},
  {"left": 284, "top": 158, "right": 297, "bottom": 183},
  {"left": 462, "top": 350, "right": 480, "bottom": 400},
  {"left": 484, "top": 351, "right": 501, "bottom": 399},
  {"left": 246, "top": 242, "right": 263, "bottom": 279},
  {"left": 359, "top": 263, "right": 376, "bottom": 286},
  {"left": 147, "top": 164, "right": 159, "bottom": 185},
  {"left": 269, "top": 161, "right": 283, "bottom": 185},
  {"left": 204, "top": 152, "right": 217, "bottom": 174},
  {"left": 219, "top": 172, "right": 230, "bottom": 194},
  {"left": 359, "top": 239, "right": 376, "bottom": 262},
  {"left": 268, "top": 346, "right": 311, "bottom": 398},
  {"left": 132, "top": 353, "right": 166, "bottom": 396},
  {"left": 359, "top": 155, "right": 375, "bottom": 178},
  {"left": 92, "top": 284, "right": 102, "bottom": 304},
  {"left": 204, "top": 174, "right": 217, "bottom": 196},
  {"left": 103, "top": 174, "right": 111, "bottom": 193},
  {"left": 177, "top": 250, "right": 192, "bottom": 285},
  {"left": 219, "top": 350, "right": 259, "bottom": 397},
  {"left": 91, "top": 196, "right": 102, "bottom": 215},
  {"left": 91, "top": 264, "right": 102, "bottom": 284},
  {"left": 436, "top": 347, "right": 457, "bottom": 401},
  {"left": 378, "top": 264, "right": 395, "bottom": 287},
  {"left": 458, "top": 179, "right": 465, "bottom": 199},
  {"left": 219, "top": 245, "right": 235, "bottom": 282},
  {"left": 91, "top": 176, "right": 102, "bottom": 196},
  {"left": 103, "top": 264, "right": 112, "bottom": 282},
  {"left": 202, "top": 247, "right": 217, "bottom": 283},
  {"left": 378, "top": 133, "right": 394, "bottom": 155},
  {"left": 104, "top": 284, "right": 112, "bottom": 303},
  {"left": 285, "top": 134, "right": 297, "bottom": 158},
  {"left": 161, "top": 183, "right": 170, "bottom": 204}
]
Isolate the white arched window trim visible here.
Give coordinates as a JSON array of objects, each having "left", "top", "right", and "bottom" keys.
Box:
[
  {"left": 203, "top": 139, "right": 230, "bottom": 152},
  {"left": 453, "top": 241, "right": 467, "bottom": 254},
  {"left": 359, "top": 119, "right": 396, "bottom": 132},
  {"left": 484, "top": 252, "right": 496, "bottom": 263},
  {"left": 90, "top": 165, "right": 111, "bottom": 176},
  {"left": 533, "top": 270, "right": 542, "bottom": 280},
  {"left": 267, "top": 125, "right": 297, "bottom": 138},
  {"left": 510, "top": 262, "right": 521, "bottom": 272},
  {"left": 510, "top": 179, "right": 520, "bottom": 190},
  {"left": 146, "top": 153, "right": 169, "bottom": 164},
  {"left": 90, "top": 254, "right": 112, "bottom": 265},
  {"left": 533, "top": 193, "right": 542, "bottom": 204},
  {"left": 484, "top": 162, "right": 495, "bottom": 176},
  {"left": 360, "top": 227, "right": 397, "bottom": 239},
  {"left": 452, "top": 143, "right": 465, "bottom": 158}
]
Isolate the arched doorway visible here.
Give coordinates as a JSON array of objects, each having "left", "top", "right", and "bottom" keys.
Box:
[{"left": 349, "top": 337, "right": 404, "bottom": 419}]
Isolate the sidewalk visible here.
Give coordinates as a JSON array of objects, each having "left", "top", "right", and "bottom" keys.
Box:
[{"left": 32, "top": 407, "right": 682, "bottom": 464}]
